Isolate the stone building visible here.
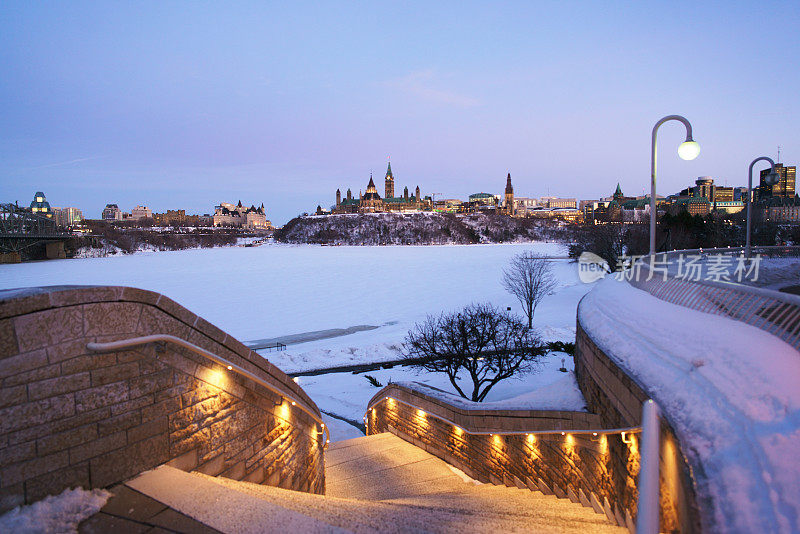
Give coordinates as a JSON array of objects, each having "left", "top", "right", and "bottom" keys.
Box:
[
  {"left": 504, "top": 173, "right": 515, "bottom": 216},
  {"left": 154, "top": 209, "right": 186, "bottom": 225},
  {"left": 131, "top": 205, "right": 153, "bottom": 220},
  {"left": 385, "top": 161, "right": 395, "bottom": 199},
  {"left": 213, "top": 201, "right": 271, "bottom": 229},
  {"left": 333, "top": 162, "right": 424, "bottom": 214}
]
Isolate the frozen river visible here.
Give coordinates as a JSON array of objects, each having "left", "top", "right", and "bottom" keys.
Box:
[
  {"left": 0, "top": 242, "right": 589, "bottom": 353},
  {"left": 1, "top": 242, "right": 596, "bottom": 440}
]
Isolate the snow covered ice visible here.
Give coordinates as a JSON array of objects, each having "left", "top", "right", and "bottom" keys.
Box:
[{"left": 0, "top": 242, "right": 592, "bottom": 439}]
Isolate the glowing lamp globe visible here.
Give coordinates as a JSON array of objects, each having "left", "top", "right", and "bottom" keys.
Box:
[
  {"left": 764, "top": 171, "right": 780, "bottom": 186},
  {"left": 678, "top": 140, "right": 701, "bottom": 161}
]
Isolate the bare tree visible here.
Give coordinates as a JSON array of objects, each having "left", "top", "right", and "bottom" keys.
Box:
[
  {"left": 502, "top": 252, "right": 557, "bottom": 329},
  {"left": 402, "top": 303, "right": 544, "bottom": 402}
]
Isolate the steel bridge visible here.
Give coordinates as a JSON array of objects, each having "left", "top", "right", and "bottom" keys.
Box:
[{"left": 0, "top": 203, "right": 72, "bottom": 254}]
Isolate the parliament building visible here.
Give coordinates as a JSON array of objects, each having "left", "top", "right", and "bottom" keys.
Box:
[{"left": 333, "top": 162, "right": 428, "bottom": 214}]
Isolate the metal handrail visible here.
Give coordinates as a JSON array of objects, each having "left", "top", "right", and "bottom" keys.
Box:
[
  {"left": 365, "top": 394, "right": 642, "bottom": 438},
  {"left": 87, "top": 334, "right": 330, "bottom": 448},
  {"left": 628, "top": 254, "right": 800, "bottom": 350},
  {"left": 637, "top": 245, "right": 800, "bottom": 261},
  {"left": 636, "top": 399, "right": 660, "bottom": 534}
]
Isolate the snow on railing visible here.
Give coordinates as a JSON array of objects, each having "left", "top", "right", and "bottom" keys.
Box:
[
  {"left": 629, "top": 248, "right": 800, "bottom": 351},
  {"left": 87, "top": 334, "right": 330, "bottom": 448}
]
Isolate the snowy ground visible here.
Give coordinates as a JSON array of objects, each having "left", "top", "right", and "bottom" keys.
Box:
[
  {"left": 0, "top": 488, "right": 109, "bottom": 533},
  {"left": 580, "top": 276, "right": 800, "bottom": 533},
  {"left": 0, "top": 242, "right": 596, "bottom": 441}
]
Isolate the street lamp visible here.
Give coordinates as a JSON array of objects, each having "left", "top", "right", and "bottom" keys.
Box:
[
  {"left": 650, "top": 115, "right": 700, "bottom": 255},
  {"left": 745, "top": 156, "right": 779, "bottom": 257}
]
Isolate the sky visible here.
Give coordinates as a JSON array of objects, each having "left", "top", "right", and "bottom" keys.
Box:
[{"left": 1, "top": 1, "right": 798, "bottom": 224}]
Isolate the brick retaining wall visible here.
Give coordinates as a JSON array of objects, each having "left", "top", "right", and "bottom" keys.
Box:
[
  {"left": 575, "top": 320, "right": 702, "bottom": 533},
  {"left": 367, "top": 383, "right": 640, "bottom": 529},
  {"left": 0, "top": 286, "right": 325, "bottom": 512}
]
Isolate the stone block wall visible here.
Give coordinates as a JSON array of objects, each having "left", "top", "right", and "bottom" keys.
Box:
[
  {"left": 367, "top": 383, "right": 639, "bottom": 529},
  {"left": 0, "top": 286, "right": 325, "bottom": 512},
  {"left": 575, "top": 321, "right": 702, "bottom": 533}
]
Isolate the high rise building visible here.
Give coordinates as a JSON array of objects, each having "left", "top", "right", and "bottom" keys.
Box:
[
  {"left": 694, "top": 177, "right": 714, "bottom": 200},
  {"left": 758, "top": 163, "right": 796, "bottom": 200},
  {"left": 53, "top": 207, "right": 83, "bottom": 227}
]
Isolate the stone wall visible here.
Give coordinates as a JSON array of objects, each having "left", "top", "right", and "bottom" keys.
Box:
[
  {"left": 367, "top": 383, "right": 639, "bottom": 529},
  {"left": 575, "top": 321, "right": 702, "bottom": 533},
  {"left": 0, "top": 286, "right": 325, "bottom": 512}
]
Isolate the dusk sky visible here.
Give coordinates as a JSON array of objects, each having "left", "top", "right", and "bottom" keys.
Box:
[{"left": 1, "top": 1, "right": 798, "bottom": 224}]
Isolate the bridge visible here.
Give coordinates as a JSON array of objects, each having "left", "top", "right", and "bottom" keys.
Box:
[{"left": 0, "top": 202, "right": 73, "bottom": 259}]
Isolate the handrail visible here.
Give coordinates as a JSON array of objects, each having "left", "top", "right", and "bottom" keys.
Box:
[
  {"left": 627, "top": 254, "right": 800, "bottom": 350},
  {"left": 365, "top": 394, "right": 642, "bottom": 438},
  {"left": 636, "top": 399, "right": 660, "bottom": 534},
  {"left": 87, "top": 334, "right": 330, "bottom": 448}
]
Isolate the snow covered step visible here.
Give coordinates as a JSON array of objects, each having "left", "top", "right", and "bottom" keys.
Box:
[
  {"left": 322, "top": 433, "right": 625, "bottom": 532},
  {"left": 324, "top": 433, "right": 469, "bottom": 501},
  {"left": 126, "top": 465, "right": 344, "bottom": 534},
  {"left": 198, "top": 472, "right": 624, "bottom": 533}
]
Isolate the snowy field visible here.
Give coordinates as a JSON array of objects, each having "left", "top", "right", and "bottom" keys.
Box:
[{"left": 0, "top": 242, "right": 595, "bottom": 441}]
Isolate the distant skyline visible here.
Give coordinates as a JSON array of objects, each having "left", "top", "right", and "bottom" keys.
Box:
[{"left": 1, "top": 1, "right": 798, "bottom": 224}]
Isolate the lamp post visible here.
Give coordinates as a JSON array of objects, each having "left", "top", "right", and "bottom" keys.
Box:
[
  {"left": 650, "top": 115, "right": 700, "bottom": 255},
  {"left": 745, "top": 157, "right": 779, "bottom": 257}
]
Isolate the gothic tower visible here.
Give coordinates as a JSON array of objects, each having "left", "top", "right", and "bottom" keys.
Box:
[
  {"left": 385, "top": 160, "right": 395, "bottom": 199},
  {"left": 403, "top": 186, "right": 409, "bottom": 201},
  {"left": 336, "top": 188, "right": 341, "bottom": 207},
  {"left": 415, "top": 186, "right": 421, "bottom": 204},
  {"left": 505, "top": 173, "right": 515, "bottom": 216},
  {"left": 346, "top": 188, "right": 352, "bottom": 201},
  {"left": 613, "top": 183, "right": 624, "bottom": 201},
  {"left": 362, "top": 173, "right": 384, "bottom": 212}
]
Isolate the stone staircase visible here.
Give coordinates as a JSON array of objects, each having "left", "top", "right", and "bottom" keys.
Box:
[{"left": 81, "top": 433, "right": 625, "bottom": 533}]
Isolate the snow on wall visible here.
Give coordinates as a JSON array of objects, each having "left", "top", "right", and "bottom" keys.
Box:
[{"left": 579, "top": 277, "right": 800, "bottom": 533}]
